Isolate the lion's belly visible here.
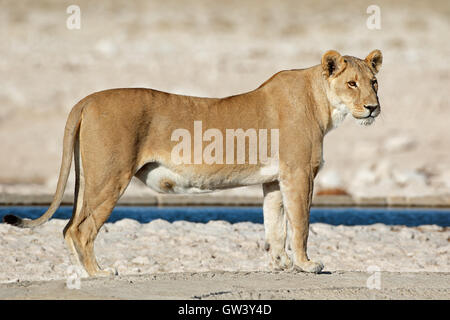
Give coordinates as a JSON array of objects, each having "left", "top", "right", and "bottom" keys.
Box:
[
  {"left": 135, "top": 162, "right": 278, "bottom": 194},
  {"left": 135, "top": 163, "right": 212, "bottom": 194}
]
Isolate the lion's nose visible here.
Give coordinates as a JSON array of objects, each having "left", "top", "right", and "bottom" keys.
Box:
[{"left": 364, "top": 105, "right": 378, "bottom": 115}]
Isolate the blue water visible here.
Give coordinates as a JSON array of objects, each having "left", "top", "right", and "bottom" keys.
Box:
[{"left": 0, "top": 206, "right": 449, "bottom": 227}]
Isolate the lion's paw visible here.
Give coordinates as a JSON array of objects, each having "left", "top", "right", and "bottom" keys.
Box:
[
  {"left": 91, "top": 267, "right": 117, "bottom": 277},
  {"left": 294, "top": 260, "right": 324, "bottom": 274},
  {"left": 270, "top": 252, "right": 293, "bottom": 271}
]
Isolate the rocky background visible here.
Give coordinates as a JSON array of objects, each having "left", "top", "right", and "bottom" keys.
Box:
[{"left": 0, "top": 0, "right": 449, "bottom": 199}]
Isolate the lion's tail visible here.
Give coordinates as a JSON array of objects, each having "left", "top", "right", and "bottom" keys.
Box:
[{"left": 3, "top": 101, "right": 85, "bottom": 228}]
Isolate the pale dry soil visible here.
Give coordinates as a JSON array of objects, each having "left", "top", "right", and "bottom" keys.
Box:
[
  {"left": 1, "top": 271, "right": 448, "bottom": 300},
  {"left": 0, "top": 218, "right": 448, "bottom": 299}
]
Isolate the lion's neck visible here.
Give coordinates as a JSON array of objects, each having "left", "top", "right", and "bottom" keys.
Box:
[
  {"left": 305, "top": 66, "right": 348, "bottom": 134},
  {"left": 257, "top": 66, "right": 347, "bottom": 136}
]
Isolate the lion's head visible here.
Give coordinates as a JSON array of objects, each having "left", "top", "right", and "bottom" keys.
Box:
[{"left": 321, "top": 49, "right": 382, "bottom": 126}]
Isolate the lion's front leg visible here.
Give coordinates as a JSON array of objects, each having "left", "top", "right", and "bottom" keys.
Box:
[
  {"left": 262, "top": 181, "right": 292, "bottom": 270},
  {"left": 279, "top": 168, "right": 324, "bottom": 273}
]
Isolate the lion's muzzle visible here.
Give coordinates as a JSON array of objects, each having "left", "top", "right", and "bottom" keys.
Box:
[{"left": 364, "top": 104, "right": 380, "bottom": 118}]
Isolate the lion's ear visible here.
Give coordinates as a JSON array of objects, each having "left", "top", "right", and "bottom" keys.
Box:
[
  {"left": 365, "top": 49, "right": 382, "bottom": 74},
  {"left": 321, "top": 50, "right": 346, "bottom": 78}
]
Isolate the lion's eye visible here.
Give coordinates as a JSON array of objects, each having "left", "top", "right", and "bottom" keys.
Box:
[{"left": 347, "top": 81, "right": 357, "bottom": 88}]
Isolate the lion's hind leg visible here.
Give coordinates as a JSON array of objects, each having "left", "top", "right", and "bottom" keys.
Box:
[
  {"left": 63, "top": 137, "right": 134, "bottom": 276},
  {"left": 63, "top": 135, "right": 85, "bottom": 270},
  {"left": 64, "top": 175, "right": 132, "bottom": 277}
]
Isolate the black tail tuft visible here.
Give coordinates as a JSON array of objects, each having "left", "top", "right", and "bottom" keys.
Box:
[{"left": 3, "top": 214, "right": 23, "bottom": 227}]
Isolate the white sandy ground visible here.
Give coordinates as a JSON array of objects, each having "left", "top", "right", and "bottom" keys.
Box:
[
  {"left": 0, "top": 219, "right": 448, "bottom": 284},
  {"left": 0, "top": 218, "right": 449, "bottom": 299},
  {"left": 1, "top": 271, "right": 449, "bottom": 300}
]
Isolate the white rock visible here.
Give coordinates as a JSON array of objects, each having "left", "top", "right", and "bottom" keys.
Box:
[
  {"left": 353, "top": 168, "right": 378, "bottom": 185},
  {"left": 95, "top": 39, "right": 118, "bottom": 58},
  {"left": 383, "top": 136, "right": 416, "bottom": 152},
  {"left": 399, "top": 228, "right": 415, "bottom": 240},
  {"left": 113, "top": 260, "right": 129, "bottom": 275},
  {"left": 142, "top": 219, "right": 172, "bottom": 233},
  {"left": 435, "top": 171, "right": 450, "bottom": 189},
  {"left": 317, "top": 170, "right": 343, "bottom": 189},
  {"left": 131, "top": 256, "right": 151, "bottom": 265},
  {"left": 114, "top": 219, "right": 142, "bottom": 230},
  {"left": 374, "top": 160, "right": 393, "bottom": 178},
  {"left": 391, "top": 169, "right": 427, "bottom": 187}
]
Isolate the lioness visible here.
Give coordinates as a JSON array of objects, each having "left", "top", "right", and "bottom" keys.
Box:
[{"left": 4, "top": 50, "right": 382, "bottom": 276}]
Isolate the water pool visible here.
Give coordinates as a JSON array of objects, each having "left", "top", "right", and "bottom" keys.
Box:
[{"left": 0, "top": 206, "right": 449, "bottom": 226}]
